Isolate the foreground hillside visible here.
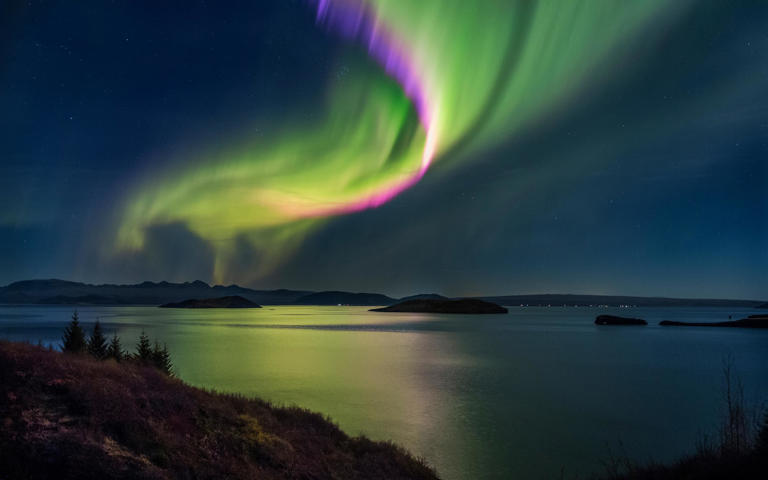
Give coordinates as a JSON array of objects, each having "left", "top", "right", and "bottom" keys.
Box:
[
  {"left": 0, "top": 341, "right": 438, "bottom": 480},
  {"left": 602, "top": 445, "right": 768, "bottom": 480}
]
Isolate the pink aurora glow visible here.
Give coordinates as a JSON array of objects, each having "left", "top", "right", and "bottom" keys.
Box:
[{"left": 284, "top": 0, "right": 436, "bottom": 217}]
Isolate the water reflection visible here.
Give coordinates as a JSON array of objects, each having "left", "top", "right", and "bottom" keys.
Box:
[{"left": 1, "top": 305, "right": 768, "bottom": 479}]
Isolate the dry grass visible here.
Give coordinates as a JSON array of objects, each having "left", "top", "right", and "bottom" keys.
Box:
[{"left": 594, "top": 357, "right": 768, "bottom": 480}]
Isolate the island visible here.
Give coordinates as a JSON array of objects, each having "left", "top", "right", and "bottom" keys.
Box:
[
  {"left": 159, "top": 295, "right": 262, "bottom": 308},
  {"left": 371, "top": 298, "right": 508, "bottom": 314},
  {"left": 595, "top": 314, "right": 647, "bottom": 326},
  {"left": 660, "top": 314, "right": 768, "bottom": 328},
  {"left": 0, "top": 340, "right": 437, "bottom": 479}
]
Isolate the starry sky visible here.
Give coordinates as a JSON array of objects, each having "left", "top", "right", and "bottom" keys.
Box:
[{"left": 1, "top": 0, "right": 766, "bottom": 299}]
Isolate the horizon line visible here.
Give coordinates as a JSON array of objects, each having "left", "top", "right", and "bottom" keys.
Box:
[{"left": 1, "top": 277, "right": 765, "bottom": 303}]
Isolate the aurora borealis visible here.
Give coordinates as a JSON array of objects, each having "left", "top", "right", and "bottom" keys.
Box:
[
  {"left": 1, "top": 0, "right": 766, "bottom": 297},
  {"left": 114, "top": 0, "right": 686, "bottom": 281}
]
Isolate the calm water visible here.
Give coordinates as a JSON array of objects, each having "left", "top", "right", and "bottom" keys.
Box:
[{"left": 1, "top": 305, "right": 767, "bottom": 479}]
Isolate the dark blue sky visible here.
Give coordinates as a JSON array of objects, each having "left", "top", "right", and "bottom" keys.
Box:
[{"left": 1, "top": 1, "right": 766, "bottom": 298}]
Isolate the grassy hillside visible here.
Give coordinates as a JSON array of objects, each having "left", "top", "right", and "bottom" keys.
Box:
[{"left": 0, "top": 341, "right": 438, "bottom": 480}]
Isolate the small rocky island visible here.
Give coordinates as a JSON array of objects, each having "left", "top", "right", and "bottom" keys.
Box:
[
  {"left": 595, "top": 314, "right": 647, "bottom": 326},
  {"left": 371, "top": 298, "right": 508, "bottom": 314},
  {"left": 660, "top": 314, "right": 768, "bottom": 329},
  {"left": 159, "top": 295, "right": 261, "bottom": 308}
]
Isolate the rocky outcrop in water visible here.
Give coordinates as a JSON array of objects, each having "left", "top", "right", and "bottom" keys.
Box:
[
  {"left": 595, "top": 315, "right": 647, "bottom": 326},
  {"left": 371, "top": 298, "right": 508, "bottom": 314}
]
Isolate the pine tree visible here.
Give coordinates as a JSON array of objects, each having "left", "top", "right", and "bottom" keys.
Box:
[
  {"left": 135, "top": 330, "right": 153, "bottom": 363},
  {"left": 61, "top": 311, "right": 86, "bottom": 354},
  {"left": 106, "top": 333, "right": 124, "bottom": 362},
  {"left": 152, "top": 341, "right": 174, "bottom": 376},
  {"left": 758, "top": 410, "right": 768, "bottom": 451},
  {"left": 87, "top": 320, "right": 108, "bottom": 359}
]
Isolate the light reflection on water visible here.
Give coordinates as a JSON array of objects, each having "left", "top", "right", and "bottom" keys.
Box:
[{"left": 1, "top": 305, "right": 768, "bottom": 479}]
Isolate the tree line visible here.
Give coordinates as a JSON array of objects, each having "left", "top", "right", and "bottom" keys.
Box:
[{"left": 61, "top": 311, "right": 173, "bottom": 375}]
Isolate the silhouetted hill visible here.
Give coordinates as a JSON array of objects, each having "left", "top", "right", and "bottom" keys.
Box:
[
  {"left": 0, "top": 279, "right": 311, "bottom": 305},
  {"left": 476, "top": 294, "right": 766, "bottom": 307},
  {"left": 159, "top": 296, "right": 262, "bottom": 309},
  {"left": 293, "top": 291, "right": 396, "bottom": 306},
  {"left": 0, "top": 341, "right": 438, "bottom": 480},
  {"left": 372, "top": 299, "right": 508, "bottom": 314}
]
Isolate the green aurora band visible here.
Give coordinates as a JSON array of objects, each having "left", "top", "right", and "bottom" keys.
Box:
[{"left": 115, "top": 0, "right": 690, "bottom": 283}]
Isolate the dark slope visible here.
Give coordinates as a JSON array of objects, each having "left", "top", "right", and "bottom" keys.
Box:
[{"left": 0, "top": 341, "right": 438, "bottom": 480}]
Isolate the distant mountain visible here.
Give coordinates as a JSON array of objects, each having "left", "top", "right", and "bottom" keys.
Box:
[
  {"left": 2, "top": 279, "right": 765, "bottom": 308},
  {"left": 159, "top": 296, "right": 261, "bottom": 309},
  {"left": 0, "top": 279, "right": 311, "bottom": 306},
  {"left": 476, "top": 294, "right": 766, "bottom": 308},
  {"left": 293, "top": 291, "right": 396, "bottom": 306}
]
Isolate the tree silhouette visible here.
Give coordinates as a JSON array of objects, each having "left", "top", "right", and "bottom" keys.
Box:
[
  {"left": 758, "top": 410, "right": 768, "bottom": 452},
  {"left": 135, "top": 330, "right": 153, "bottom": 363},
  {"left": 106, "top": 333, "right": 124, "bottom": 362},
  {"left": 87, "top": 320, "right": 108, "bottom": 359},
  {"left": 152, "top": 341, "right": 174, "bottom": 376},
  {"left": 61, "top": 311, "right": 86, "bottom": 354}
]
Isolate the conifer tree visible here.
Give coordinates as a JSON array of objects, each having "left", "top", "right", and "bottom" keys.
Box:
[
  {"left": 135, "top": 330, "right": 153, "bottom": 363},
  {"left": 758, "top": 410, "right": 768, "bottom": 451},
  {"left": 61, "top": 311, "right": 86, "bottom": 354},
  {"left": 106, "top": 333, "right": 124, "bottom": 362},
  {"left": 87, "top": 320, "right": 108, "bottom": 359},
  {"left": 152, "top": 341, "right": 174, "bottom": 376}
]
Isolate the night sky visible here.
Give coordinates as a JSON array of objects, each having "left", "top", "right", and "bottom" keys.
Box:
[{"left": 1, "top": 0, "right": 766, "bottom": 298}]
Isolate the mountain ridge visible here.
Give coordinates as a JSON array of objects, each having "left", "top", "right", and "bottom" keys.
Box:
[{"left": 0, "top": 279, "right": 765, "bottom": 307}]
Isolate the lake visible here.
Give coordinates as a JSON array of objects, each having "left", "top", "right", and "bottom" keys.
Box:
[{"left": 1, "top": 305, "right": 767, "bottom": 479}]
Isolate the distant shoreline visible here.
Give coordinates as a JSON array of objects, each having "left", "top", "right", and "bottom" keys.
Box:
[{"left": 1, "top": 279, "right": 765, "bottom": 308}]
